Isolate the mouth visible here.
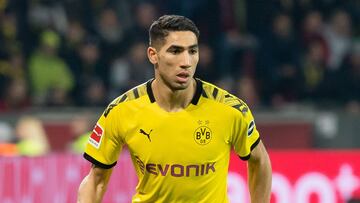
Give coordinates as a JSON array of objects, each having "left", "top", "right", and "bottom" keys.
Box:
[
  {"left": 177, "top": 72, "right": 190, "bottom": 78},
  {"left": 176, "top": 72, "right": 190, "bottom": 82}
]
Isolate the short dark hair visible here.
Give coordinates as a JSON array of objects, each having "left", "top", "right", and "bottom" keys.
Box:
[{"left": 149, "top": 15, "right": 200, "bottom": 48}]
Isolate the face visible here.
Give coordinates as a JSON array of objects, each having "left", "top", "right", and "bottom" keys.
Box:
[{"left": 148, "top": 31, "right": 199, "bottom": 90}]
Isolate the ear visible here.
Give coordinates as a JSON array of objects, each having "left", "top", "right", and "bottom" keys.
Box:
[{"left": 147, "top": 47, "right": 158, "bottom": 65}]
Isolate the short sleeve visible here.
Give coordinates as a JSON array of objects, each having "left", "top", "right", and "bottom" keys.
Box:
[
  {"left": 231, "top": 105, "right": 260, "bottom": 161},
  {"left": 83, "top": 107, "right": 124, "bottom": 169}
]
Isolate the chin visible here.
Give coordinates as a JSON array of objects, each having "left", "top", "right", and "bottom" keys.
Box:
[
  {"left": 171, "top": 81, "right": 191, "bottom": 91},
  {"left": 172, "top": 83, "right": 189, "bottom": 90}
]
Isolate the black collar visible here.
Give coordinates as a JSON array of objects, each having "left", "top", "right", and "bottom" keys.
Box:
[{"left": 146, "top": 78, "right": 202, "bottom": 105}]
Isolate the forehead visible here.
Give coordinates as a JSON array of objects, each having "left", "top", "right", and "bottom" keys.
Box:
[{"left": 162, "top": 31, "right": 198, "bottom": 48}]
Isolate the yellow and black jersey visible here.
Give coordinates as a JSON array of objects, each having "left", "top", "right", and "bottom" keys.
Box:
[{"left": 84, "top": 78, "right": 260, "bottom": 203}]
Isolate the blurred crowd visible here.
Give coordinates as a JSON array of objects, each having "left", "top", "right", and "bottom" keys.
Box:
[
  {"left": 0, "top": 113, "right": 92, "bottom": 156},
  {"left": 0, "top": 0, "right": 359, "bottom": 113}
]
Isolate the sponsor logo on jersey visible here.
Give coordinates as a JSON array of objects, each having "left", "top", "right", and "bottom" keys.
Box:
[
  {"left": 89, "top": 123, "right": 104, "bottom": 148},
  {"left": 135, "top": 156, "right": 216, "bottom": 177},
  {"left": 139, "top": 129, "right": 152, "bottom": 142},
  {"left": 247, "top": 120, "right": 255, "bottom": 136}
]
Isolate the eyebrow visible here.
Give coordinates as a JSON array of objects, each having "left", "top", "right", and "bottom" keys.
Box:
[{"left": 167, "top": 44, "right": 198, "bottom": 50}]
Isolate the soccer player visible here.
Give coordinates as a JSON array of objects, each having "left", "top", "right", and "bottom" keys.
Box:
[{"left": 78, "top": 15, "right": 272, "bottom": 203}]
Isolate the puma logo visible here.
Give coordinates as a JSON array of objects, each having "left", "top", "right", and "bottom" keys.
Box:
[{"left": 140, "top": 129, "right": 152, "bottom": 142}]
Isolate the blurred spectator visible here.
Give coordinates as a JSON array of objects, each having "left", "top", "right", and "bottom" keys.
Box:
[
  {"left": 15, "top": 116, "right": 50, "bottom": 156},
  {"left": 112, "top": 0, "right": 133, "bottom": 30},
  {"left": 0, "top": 78, "right": 30, "bottom": 112},
  {"left": 301, "top": 10, "right": 329, "bottom": 61},
  {"left": 336, "top": 42, "right": 360, "bottom": 113},
  {"left": 68, "top": 114, "right": 93, "bottom": 154},
  {"left": 0, "top": 122, "right": 15, "bottom": 143},
  {"left": 271, "top": 64, "right": 303, "bottom": 107},
  {"left": 218, "top": 0, "right": 258, "bottom": 78},
  {"left": 124, "top": 2, "right": 157, "bottom": 45},
  {"left": 0, "top": 12, "right": 18, "bottom": 58},
  {"left": 96, "top": 8, "right": 123, "bottom": 43},
  {"left": 245, "top": 1, "right": 276, "bottom": 37},
  {"left": 70, "top": 37, "right": 108, "bottom": 106},
  {"left": 60, "top": 20, "right": 86, "bottom": 63},
  {"left": 81, "top": 77, "right": 108, "bottom": 107},
  {"left": 215, "top": 76, "right": 236, "bottom": 95},
  {"left": 28, "top": 0, "right": 67, "bottom": 34},
  {"left": 301, "top": 40, "right": 328, "bottom": 102},
  {"left": 195, "top": 44, "right": 217, "bottom": 82},
  {"left": 109, "top": 41, "right": 152, "bottom": 98},
  {"left": 264, "top": 13, "right": 300, "bottom": 70},
  {"left": 0, "top": 48, "right": 30, "bottom": 111},
  {"left": 258, "top": 13, "right": 301, "bottom": 105},
  {"left": 219, "top": 31, "right": 258, "bottom": 79},
  {"left": 0, "top": 1, "right": 358, "bottom": 110},
  {"left": 323, "top": 10, "right": 352, "bottom": 70},
  {"left": 109, "top": 58, "right": 130, "bottom": 98},
  {"left": 235, "top": 76, "right": 260, "bottom": 108},
  {"left": 186, "top": 0, "right": 222, "bottom": 45},
  {"left": 0, "top": 122, "right": 18, "bottom": 156},
  {"left": 96, "top": 8, "right": 127, "bottom": 62},
  {"left": 63, "top": 0, "right": 108, "bottom": 33},
  {"left": 28, "top": 30, "right": 74, "bottom": 106}
]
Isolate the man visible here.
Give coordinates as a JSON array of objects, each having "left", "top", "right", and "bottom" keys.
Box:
[{"left": 78, "top": 15, "right": 272, "bottom": 203}]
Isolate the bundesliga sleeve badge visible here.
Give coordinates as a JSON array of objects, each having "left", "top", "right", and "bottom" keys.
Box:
[{"left": 89, "top": 123, "right": 104, "bottom": 148}]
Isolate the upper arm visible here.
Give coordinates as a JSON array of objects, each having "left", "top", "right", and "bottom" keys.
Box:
[
  {"left": 247, "top": 140, "right": 270, "bottom": 164},
  {"left": 78, "top": 165, "right": 114, "bottom": 203},
  {"left": 88, "top": 164, "right": 114, "bottom": 185}
]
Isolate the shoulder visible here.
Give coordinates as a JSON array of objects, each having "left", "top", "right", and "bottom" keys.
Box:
[
  {"left": 200, "top": 79, "right": 249, "bottom": 114},
  {"left": 103, "top": 81, "right": 150, "bottom": 117}
]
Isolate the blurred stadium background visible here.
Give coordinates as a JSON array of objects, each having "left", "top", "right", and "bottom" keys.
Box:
[{"left": 0, "top": 0, "right": 359, "bottom": 203}]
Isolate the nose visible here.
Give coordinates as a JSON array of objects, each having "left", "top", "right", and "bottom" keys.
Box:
[{"left": 180, "top": 52, "right": 191, "bottom": 69}]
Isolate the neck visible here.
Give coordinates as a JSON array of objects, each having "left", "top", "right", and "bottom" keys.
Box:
[{"left": 152, "top": 78, "right": 196, "bottom": 112}]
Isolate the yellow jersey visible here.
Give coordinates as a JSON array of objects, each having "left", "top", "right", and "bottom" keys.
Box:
[{"left": 84, "top": 78, "right": 260, "bottom": 203}]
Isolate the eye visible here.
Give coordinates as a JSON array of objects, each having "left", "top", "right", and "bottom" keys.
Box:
[
  {"left": 170, "top": 49, "right": 181, "bottom": 54},
  {"left": 189, "top": 49, "right": 198, "bottom": 55}
]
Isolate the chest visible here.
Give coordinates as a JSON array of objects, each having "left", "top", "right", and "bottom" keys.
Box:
[{"left": 123, "top": 108, "right": 232, "bottom": 164}]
